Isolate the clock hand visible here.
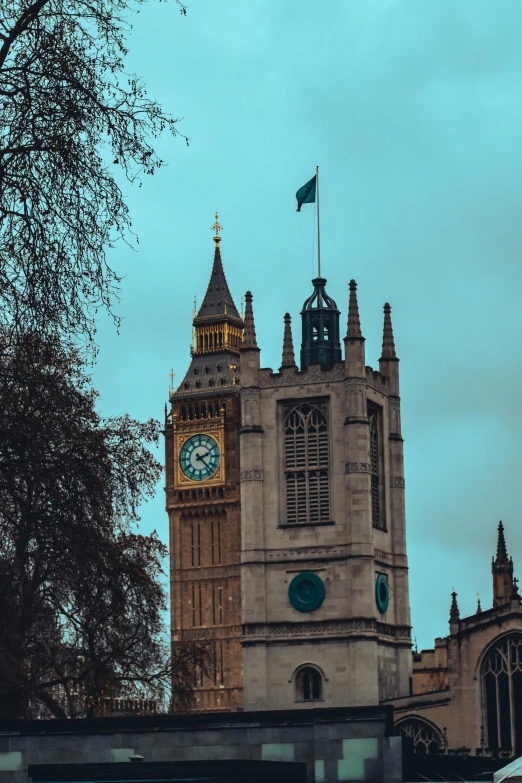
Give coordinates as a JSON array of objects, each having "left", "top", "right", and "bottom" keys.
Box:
[{"left": 195, "top": 452, "right": 210, "bottom": 464}]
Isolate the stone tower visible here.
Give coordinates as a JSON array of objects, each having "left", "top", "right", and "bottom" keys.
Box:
[
  {"left": 240, "top": 278, "right": 412, "bottom": 710},
  {"left": 164, "top": 215, "right": 243, "bottom": 711}
]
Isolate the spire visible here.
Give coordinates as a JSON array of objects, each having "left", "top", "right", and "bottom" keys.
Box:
[
  {"left": 242, "top": 291, "right": 259, "bottom": 351},
  {"left": 496, "top": 520, "right": 509, "bottom": 564},
  {"left": 477, "top": 593, "right": 482, "bottom": 613},
  {"left": 380, "top": 303, "right": 397, "bottom": 359},
  {"left": 492, "top": 520, "right": 515, "bottom": 606},
  {"left": 346, "top": 279, "right": 362, "bottom": 338},
  {"left": 194, "top": 214, "right": 240, "bottom": 321},
  {"left": 280, "top": 313, "right": 296, "bottom": 369},
  {"left": 449, "top": 590, "right": 460, "bottom": 624}
]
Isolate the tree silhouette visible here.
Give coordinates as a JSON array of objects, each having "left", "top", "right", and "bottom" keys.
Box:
[
  {"left": 0, "top": 333, "right": 206, "bottom": 718},
  {"left": 0, "top": 0, "right": 187, "bottom": 349}
]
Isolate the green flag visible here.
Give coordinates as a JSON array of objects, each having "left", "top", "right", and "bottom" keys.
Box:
[{"left": 296, "top": 175, "right": 316, "bottom": 212}]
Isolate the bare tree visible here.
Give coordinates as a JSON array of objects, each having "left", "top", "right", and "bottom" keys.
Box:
[
  {"left": 0, "top": 333, "right": 207, "bottom": 718},
  {"left": 0, "top": 0, "right": 187, "bottom": 349}
]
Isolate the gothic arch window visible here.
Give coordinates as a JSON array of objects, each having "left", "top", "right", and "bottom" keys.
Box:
[
  {"left": 312, "top": 321, "right": 319, "bottom": 341},
  {"left": 483, "top": 633, "right": 522, "bottom": 756},
  {"left": 295, "top": 665, "right": 323, "bottom": 701},
  {"left": 396, "top": 718, "right": 443, "bottom": 755},
  {"left": 284, "top": 402, "right": 330, "bottom": 525}
]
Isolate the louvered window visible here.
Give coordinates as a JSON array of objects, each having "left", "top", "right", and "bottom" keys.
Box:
[
  {"left": 284, "top": 402, "right": 330, "bottom": 524},
  {"left": 369, "top": 406, "right": 386, "bottom": 531}
]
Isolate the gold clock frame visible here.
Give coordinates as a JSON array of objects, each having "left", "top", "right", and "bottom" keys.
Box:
[{"left": 173, "top": 421, "right": 225, "bottom": 488}]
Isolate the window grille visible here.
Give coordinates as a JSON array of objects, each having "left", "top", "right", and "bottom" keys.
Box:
[
  {"left": 369, "top": 407, "right": 385, "bottom": 531},
  {"left": 483, "top": 633, "right": 522, "bottom": 755},
  {"left": 284, "top": 402, "right": 329, "bottom": 524}
]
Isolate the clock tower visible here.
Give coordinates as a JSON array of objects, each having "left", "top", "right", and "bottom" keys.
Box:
[{"left": 164, "top": 215, "right": 244, "bottom": 712}]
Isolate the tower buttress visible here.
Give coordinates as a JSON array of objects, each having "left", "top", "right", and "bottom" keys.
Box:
[{"left": 492, "top": 521, "right": 514, "bottom": 607}]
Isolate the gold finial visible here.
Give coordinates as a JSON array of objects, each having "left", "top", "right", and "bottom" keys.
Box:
[
  {"left": 169, "top": 368, "right": 175, "bottom": 394},
  {"left": 212, "top": 211, "right": 222, "bottom": 244}
]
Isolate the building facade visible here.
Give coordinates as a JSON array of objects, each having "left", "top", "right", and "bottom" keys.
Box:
[
  {"left": 165, "top": 217, "right": 243, "bottom": 711},
  {"left": 165, "top": 219, "right": 412, "bottom": 713},
  {"left": 388, "top": 521, "right": 522, "bottom": 759}
]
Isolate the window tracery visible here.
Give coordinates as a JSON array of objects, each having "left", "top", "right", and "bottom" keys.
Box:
[
  {"left": 396, "top": 718, "right": 442, "bottom": 755},
  {"left": 284, "top": 402, "right": 329, "bottom": 525},
  {"left": 483, "top": 633, "right": 522, "bottom": 755}
]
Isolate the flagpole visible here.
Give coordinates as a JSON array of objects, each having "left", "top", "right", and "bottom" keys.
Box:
[{"left": 316, "top": 165, "right": 321, "bottom": 278}]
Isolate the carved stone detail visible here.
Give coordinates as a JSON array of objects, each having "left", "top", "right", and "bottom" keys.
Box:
[
  {"left": 243, "top": 618, "right": 411, "bottom": 640},
  {"left": 365, "top": 367, "right": 389, "bottom": 394},
  {"left": 240, "top": 469, "right": 263, "bottom": 482},
  {"left": 346, "top": 462, "right": 370, "bottom": 474},
  {"left": 259, "top": 366, "right": 344, "bottom": 388},
  {"left": 391, "top": 476, "right": 405, "bottom": 488},
  {"left": 375, "top": 549, "right": 393, "bottom": 564}
]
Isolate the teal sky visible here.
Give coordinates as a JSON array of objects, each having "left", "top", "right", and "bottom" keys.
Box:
[{"left": 92, "top": 0, "right": 522, "bottom": 651}]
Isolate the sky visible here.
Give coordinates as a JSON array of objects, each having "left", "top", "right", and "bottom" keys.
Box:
[{"left": 91, "top": 0, "right": 522, "bottom": 650}]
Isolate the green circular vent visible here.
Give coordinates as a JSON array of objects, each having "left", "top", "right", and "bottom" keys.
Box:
[
  {"left": 288, "top": 572, "right": 326, "bottom": 613},
  {"left": 375, "top": 573, "right": 389, "bottom": 614}
]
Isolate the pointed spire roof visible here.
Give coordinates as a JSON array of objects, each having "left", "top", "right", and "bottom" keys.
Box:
[
  {"left": 380, "top": 302, "right": 397, "bottom": 359},
  {"left": 241, "top": 291, "right": 259, "bottom": 351},
  {"left": 477, "top": 593, "right": 482, "bottom": 613},
  {"left": 280, "top": 313, "right": 296, "bottom": 369},
  {"left": 449, "top": 591, "right": 460, "bottom": 624},
  {"left": 346, "top": 279, "right": 362, "bottom": 338},
  {"left": 194, "top": 215, "right": 241, "bottom": 322},
  {"left": 496, "top": 520, "right": 509, "bottom": 564}
]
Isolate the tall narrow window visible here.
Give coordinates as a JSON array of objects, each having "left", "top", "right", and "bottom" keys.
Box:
[
  {"left": 218, "top": 586, "right": 223, "bottom": 624},
  {"left": 369, "top": 405, "right": 385, "bottom": 531},
  {"left": 284, "top": 402, "right": 330, "bottom": 524},
  {"left": 197, "top": 522, "right": 201, "bottom": 566},
  {"left": 212, "top": 583, "right": 216, "bottom": 625},
  {"left": 191, "top": 583, "right": 196, "bottom": 627},
  {"left": 191, "top": 524, "right": 195, "bottom": 567},
  {"left": 483, "top": 633, "right": 522, "bottom": 756}
]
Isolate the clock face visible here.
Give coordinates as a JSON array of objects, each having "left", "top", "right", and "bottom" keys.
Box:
[{"left": 179, "top": 434, "right": 220, "bottom": 482}]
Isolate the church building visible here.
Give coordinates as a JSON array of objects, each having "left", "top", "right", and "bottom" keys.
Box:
[{"left": 164, "top": 215, "right": 522, "bottom": 760}]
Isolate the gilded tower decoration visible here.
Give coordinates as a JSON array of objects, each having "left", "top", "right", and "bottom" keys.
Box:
[{"left": 164, "top": 215, "right": 244, "bottom": 712}]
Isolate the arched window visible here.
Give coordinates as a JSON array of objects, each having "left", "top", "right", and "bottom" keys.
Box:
[
  {"left": 295, "top": 666, "right": 322, "bottom": 701},
  {"left": 483, "top": 633, "right": 522, "bottom": 756},
  {"left": 205, "top": 366, "right": 209, "bottom": 374},
  {"left": 396, "top": 718, "right": 443, "bottom": 755},
  {"left": 216, "top": 364, "right": 222, "bottom": 372},
  {"left": 324, "top": 321, "right": 330, "bottom": 341},
  {"left": 284, "top": 402, "right": 329, "bottom": 525},
  {"left": 312, "top": 321, "right": 319, "bottom": 341}
]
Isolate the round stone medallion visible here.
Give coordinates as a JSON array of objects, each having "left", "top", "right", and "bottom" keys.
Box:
[
  {"left": 375, "top": 573, "right": 390, "bottom": 614},
  {"left": 288, "top": 571, "right": 326, "bottom": 612}
]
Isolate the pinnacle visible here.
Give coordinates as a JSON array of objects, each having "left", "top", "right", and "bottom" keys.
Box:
[
  {"left": 241, "top": 291, "right": 259, "bottom": 351},
  {"left": 449, "top": 590, "right": 460, "bottom": 624},
  {"left": 380, "top": 302, "right": 397, "bottom": 359},
  {"left": 346, "top": 279, "right": 362, "bottom": 338},
  {"left": 280, "top": 313, "right": 296, "bottom": 369},
  {"left": 496, "top": 520, "right": 509, "bottom": 564}
]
